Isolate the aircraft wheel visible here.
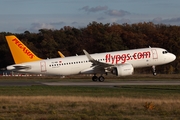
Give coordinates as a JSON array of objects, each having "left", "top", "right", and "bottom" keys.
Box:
[
  {"left": 152, "top": 66, "right": 157, "bottom": 76},
  {"left": 99, "top": 76, "right": 105, "bottom": 82},
  {"left": 92, "top": 76, "right": 98, "bottom": 82},
  {"left": 153, "top": 72, "right": 157, "bottom": 76}
]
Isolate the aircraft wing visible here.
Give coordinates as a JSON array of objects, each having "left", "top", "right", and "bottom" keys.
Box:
[
  {"left": 82, "top": 50, "right": 116, "bottom": 73},
  {"left": 83, "top": 50, "right": 113, "bottom": 67}
]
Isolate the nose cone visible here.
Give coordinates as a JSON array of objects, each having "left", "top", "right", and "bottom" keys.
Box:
[{"left": 170, "top": 53, "right": 176, "bottom": 62}]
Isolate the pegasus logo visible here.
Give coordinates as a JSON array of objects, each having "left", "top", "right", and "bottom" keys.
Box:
[{"left": 12, "top": 38, "right": 34, "bottom": 59}]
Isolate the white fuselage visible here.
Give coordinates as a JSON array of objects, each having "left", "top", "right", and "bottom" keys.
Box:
[{"left": 7, "top": 47, "right": 176, "bottom": 75}]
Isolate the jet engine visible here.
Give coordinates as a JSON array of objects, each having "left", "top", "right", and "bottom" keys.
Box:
[{"left": 111, "top": 64, "right": 134, "bottom": 76}]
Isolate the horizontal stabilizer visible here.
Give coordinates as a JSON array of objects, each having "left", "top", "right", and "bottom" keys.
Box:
[{"left": 7, "top": 65, "right": 31, "bottom": 71}]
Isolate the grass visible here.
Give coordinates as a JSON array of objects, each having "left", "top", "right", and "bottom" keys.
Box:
[
  {"left": 0, "top": 96, "right": 179, "bottom": 120},
  {"left": 0, "top": 85, "right": 179, "bottom": 98},
  {"left": 0, "top": 74, "right": 180, "bottom": 119},
  {"left": 0, "top": 85, "right": 179, "bottom": 119}
]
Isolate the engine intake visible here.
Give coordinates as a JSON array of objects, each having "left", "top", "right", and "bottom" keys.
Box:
[{"left": 112, "top": 64, "right": 134, "bottom": 76}]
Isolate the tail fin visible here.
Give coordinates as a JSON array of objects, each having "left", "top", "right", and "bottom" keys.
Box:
[{"left": 5, "top": 35, "right": 41, "bottom": 64}]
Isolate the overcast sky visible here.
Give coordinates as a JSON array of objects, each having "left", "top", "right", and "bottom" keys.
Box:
[{"left": 0, "top": 0, "right": 180, "bottom": 33}]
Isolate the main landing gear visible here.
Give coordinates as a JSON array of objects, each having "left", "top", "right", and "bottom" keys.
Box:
[
  {"left": 92, "top": 74, "right": 105, "bottom": 82},
  {"left": 152, "top": 66, "right": 157, "bottom": 76}
]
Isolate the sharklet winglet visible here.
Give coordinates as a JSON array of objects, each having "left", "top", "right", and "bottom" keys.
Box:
[
  {"left": 58, "top": 51, "right": 65, "bottom": 58},
  {"left": 83, "top": 49, "right": 94, "bottom": 61}
]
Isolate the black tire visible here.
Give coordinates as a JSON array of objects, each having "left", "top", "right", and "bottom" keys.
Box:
[
  {"left": 98, "top": 76, "right": 105, "bottom": 82},
  {"left": 92, "top": 76, "right": 98, "bottom": 82},
  {"left": 153, "top": 72, "right": 157, "bottom": 76}
]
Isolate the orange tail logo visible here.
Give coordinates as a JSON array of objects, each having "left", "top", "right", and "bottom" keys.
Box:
[{"left": 6, "top": 35, "right": 41, "bottom": 64}]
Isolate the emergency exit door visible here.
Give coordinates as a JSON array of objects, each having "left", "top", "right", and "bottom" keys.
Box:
[
  {"left": 151, "top": 49, "right": 158, "bottom": 59},
  {"left": 40, "top": 61, "right": 47, "bottom": 72}
]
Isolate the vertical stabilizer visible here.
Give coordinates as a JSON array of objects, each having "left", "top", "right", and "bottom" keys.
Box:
[{"left": 5, "top": 35, "right": 41, "bottom": 64}]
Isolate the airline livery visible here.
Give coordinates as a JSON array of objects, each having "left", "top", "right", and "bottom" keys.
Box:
[
  {"left": 5, "top": 35, "right": 176, "bottom": 82},
  {"left": 58, "top": 51, "right": 65, "bottom": 58}
]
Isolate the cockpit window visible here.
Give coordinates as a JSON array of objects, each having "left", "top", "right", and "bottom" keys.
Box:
[{"left": 162, "top": 51, "right": 168, "bottom": 54}]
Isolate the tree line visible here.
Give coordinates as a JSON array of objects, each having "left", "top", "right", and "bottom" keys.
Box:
[{"left": 0, "top": 22, "right": 179, "bottom": 74}]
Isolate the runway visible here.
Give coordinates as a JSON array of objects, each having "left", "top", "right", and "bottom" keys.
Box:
[
  {"left": 42, "top": 80, "right": 180, "bottom": 86},
  {"left": 0, "top": 81, "right": 40, "bottom": 86},
  {"left": 0, "top": 80, "right": 180, "bottom": 86}
]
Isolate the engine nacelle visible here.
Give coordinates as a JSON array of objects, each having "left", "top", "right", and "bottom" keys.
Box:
[{"left": 112, "top": 64, "right": 134, "bottom": 76}]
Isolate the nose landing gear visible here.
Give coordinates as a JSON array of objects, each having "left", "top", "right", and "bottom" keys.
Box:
[{"left": 152, "top": 66, "right": 157, "bottom": 76}]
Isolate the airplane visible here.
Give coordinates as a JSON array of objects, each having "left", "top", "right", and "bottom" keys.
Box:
[{"left": 5, "top": 35, "right": 176, "bottom": 82}]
